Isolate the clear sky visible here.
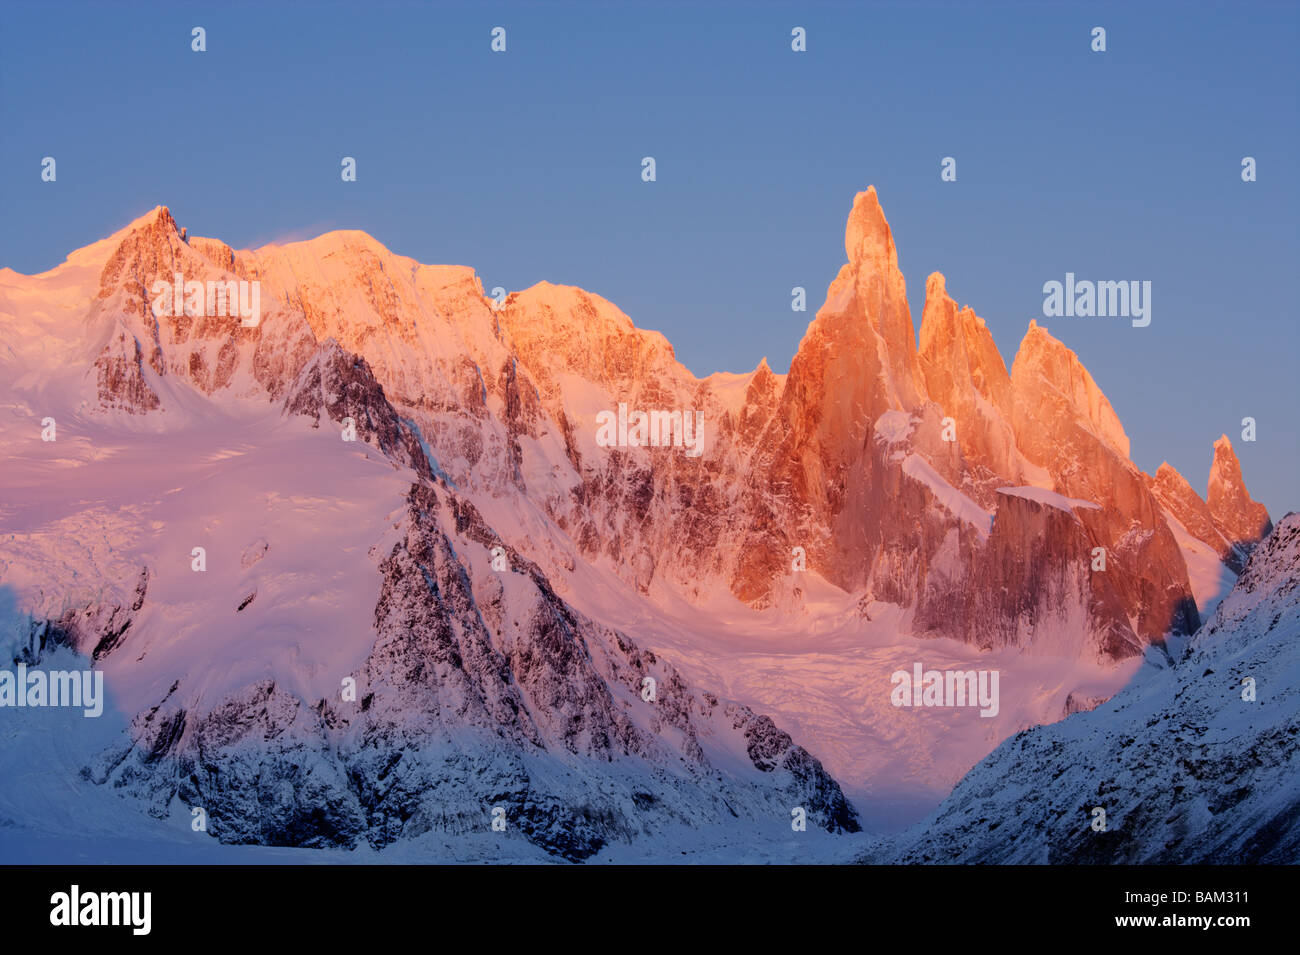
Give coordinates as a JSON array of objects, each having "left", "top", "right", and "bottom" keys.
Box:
[{"left": 2, "top": 0, "right": 1296, "bottom": 515}]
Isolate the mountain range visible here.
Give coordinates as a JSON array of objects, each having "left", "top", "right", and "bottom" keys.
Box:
[{"left": 0, "top": 189, "right": 1288, "bottom": 862}]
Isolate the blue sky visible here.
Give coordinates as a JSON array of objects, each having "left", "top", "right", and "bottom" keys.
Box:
[{"left": 2, "top": 0, "right": 1296, "bottom": 514}]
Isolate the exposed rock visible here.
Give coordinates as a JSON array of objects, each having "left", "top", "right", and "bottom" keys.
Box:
[
  {"left": 282, "top": 339, "right": 434, "bottom": 481},
  {"left": 888, "top": 514, "right": 1300, "bottom": 864},
  {"left": 1207, "top": 434, "right": 1273, "bottom": 554},
  {"left": 1148, "top": 460, "right": 1243, "bottom": 572}
]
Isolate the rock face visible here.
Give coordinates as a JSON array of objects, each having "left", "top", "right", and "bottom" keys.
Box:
[
  {"left": 11, "top": 568, "right": 150, "bottom": 667},
  {"left": 1007, "top": 322, "right": 1200, "bottom": 646},
  {"left": 950, "top": 488, "right": 1138, "bottom": 657},
  {"left": 888, "top": 513, "right": 1300, "bottom": 864},
  {"left": 1149, "top": 461, "right": 1239, "bottom": 568},
  {"left": 93, "top": 323, "right": 163, "bottom": 413},
  {"left": 917, "top": 272, "right": 1023, "bottom": 483},
  {"left": 1207, "top": 435, "right": 1274, "bottom": 552},
  {"left": 282, "top": 339, "right": 434, "bottom": 481},
  {"left": 1147, "top": 437, "right": 1273, "bottom": 577}
]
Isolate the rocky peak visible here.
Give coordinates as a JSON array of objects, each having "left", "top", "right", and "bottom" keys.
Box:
[
  {"left": 844, "top": 186, "right": 898, "bottom": 272},
  {"left": 918, "top": 271, "right": 1019, "bottom": 478},
  {"left": 766, "top": 189, "right": 926, "bottom": 508},
  {"left": 1207, "top": 434, "right": 1273, "bottom": 549},
  {"left": 1011, "top": 320, "right": 1129, "bottom": 461},
  {"left": 821, "top": 187, "right": 925, "bottom": 412},
  {"left": 497, "top": 282, "right": 684, "bottom": 399},
  {"left": 95, "top": 205, "right": 189, "bottom": 304},
  {"left": 1148, "top": 461, "right": 1241, "bottom": 572},
  {"left": 747, "top": 356, "right": 779, "bottom": 401}
]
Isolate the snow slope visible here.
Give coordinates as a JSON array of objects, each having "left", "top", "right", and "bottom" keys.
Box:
[
  {"left": 0, "top": 348, "right": 859, "bottom": 862},
  {"left": 886, "top": 513, "right": 1300, "bottom": 864}
]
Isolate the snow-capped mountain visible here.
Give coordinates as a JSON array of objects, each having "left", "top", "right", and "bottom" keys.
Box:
[
  {"left": 887, "top": 512, "right": 1299, "bottom": 864},
  {"left": 1, "top": 337, "right": 856, "bottom": 862},
  {"left": 0, "top": 189, "right": 1275, "bottom": 859}
]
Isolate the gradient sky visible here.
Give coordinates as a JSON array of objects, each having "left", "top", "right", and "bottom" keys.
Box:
[{"left": 3, "top": 0, "right": 1296, "bottom": 515}]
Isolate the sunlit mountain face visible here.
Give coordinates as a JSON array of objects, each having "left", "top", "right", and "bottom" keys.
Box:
[{"left": 0, "top": 192, "right": 1287, "bottom": 863}]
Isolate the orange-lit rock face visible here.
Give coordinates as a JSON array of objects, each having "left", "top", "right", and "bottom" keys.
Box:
[
  {"left": 49, "top": 189, "right": 1267, "bottom": 659},
  {"left": 1148, "top": 461, "right": 1244, "bottom": 572},
  {"left": 1207, "top": 435, "right": 1274, "bottom": 549},
  {"left": 918, "top": 272, "right": 1021, "bottom": 483},
  {"left": 1006, "top": 321, "right": 1200, "bottom": 644}
]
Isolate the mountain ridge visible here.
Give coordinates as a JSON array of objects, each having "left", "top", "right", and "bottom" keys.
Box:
[
  {"left": 0, "top": 189, "right": 1279, "bottom": 856},
  {"left": 0, "top": 191, "right": 1272, "bottom": 649}
]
